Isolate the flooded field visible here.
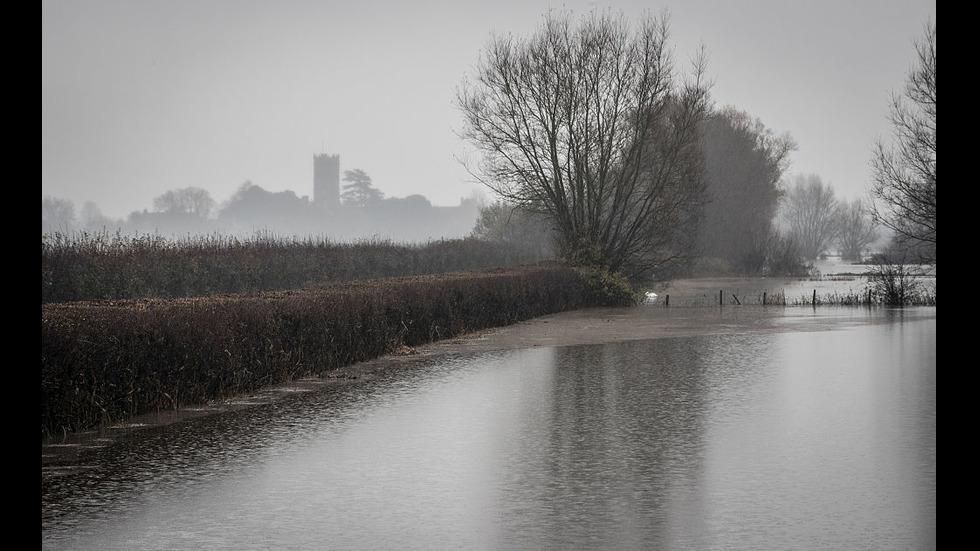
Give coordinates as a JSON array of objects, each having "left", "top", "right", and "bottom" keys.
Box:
[{"left": 42, "top": 295, "right": 936, "bottom": 550}]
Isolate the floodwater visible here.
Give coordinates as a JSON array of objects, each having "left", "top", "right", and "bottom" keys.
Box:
[{"left": 41, "top": 305, "right": 936, "bottom": 550}]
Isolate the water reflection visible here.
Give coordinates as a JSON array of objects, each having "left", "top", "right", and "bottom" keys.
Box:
[
  {"left": 42, "top": 315, "right": 935, "bottom": 551},
  {"left": 491, "top": 339, "right": 718, "bottom": 549}
]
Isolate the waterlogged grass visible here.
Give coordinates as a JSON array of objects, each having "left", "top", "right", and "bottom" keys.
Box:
[
  {"left": 789, "top": 268, "right": 936, "bottom": 306},
  {"left": 41, "top": 265, "right": 587, "bottom": 436},
  {"left": 646, "top": 269, "right": 936, "bottom": 308}
]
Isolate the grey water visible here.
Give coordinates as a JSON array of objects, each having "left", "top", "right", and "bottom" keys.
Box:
[{"left": 42, "top": 308, "right": 935, "bottom": 551}]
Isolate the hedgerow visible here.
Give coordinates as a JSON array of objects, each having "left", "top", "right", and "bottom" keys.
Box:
[{"left": 41, "top": 265, "right": 586, "bottom": 435}]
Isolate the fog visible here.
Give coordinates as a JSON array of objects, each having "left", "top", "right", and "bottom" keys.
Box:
[{"left": 42, "top": 0, "right": 935, "bottom": 240}]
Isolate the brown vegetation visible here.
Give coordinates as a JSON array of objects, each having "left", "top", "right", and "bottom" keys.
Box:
[
  {"left": 41, "top": 231, "right": 551, "bottom": 303},
  {"left": 41, "top": 265, "right": 586, "bottom": 436}
]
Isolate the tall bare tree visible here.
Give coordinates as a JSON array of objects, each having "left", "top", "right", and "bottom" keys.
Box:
[
  {"left": 869, "top": 21, "right": 936, "bottom": 258},
  {"left": 834, "top": 198, "right": 878, "bottom": 262},
  {"left": 781, "top": 174, "right": 839, "bottom": 260},
  {"left": 456, "top": 9, "right": 711, "bottom": 282}
]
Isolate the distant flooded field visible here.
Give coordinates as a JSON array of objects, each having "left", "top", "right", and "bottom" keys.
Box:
[{"left": 651, "top": 257, "right": 935, "bottom": 307}]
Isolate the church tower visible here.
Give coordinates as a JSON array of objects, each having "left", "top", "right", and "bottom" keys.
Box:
[{"left": 313, "top": 153, "right": 340, "bottom": 208}]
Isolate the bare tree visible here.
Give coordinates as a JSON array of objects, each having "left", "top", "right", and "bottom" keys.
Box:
[
  {"left": 42, "top": 196, "right": 76, "bottom": 233},
  {"left": 456, "top": 9, "right": 711, "bottom": 282},
  {"left": 80, "top": 201, "right": 116, "bottom": 231},
  {"left": 341, "top": 169, "right": 384, "bottom": 207},
  {"left": 471, "top": 200, "right": 555, "bottom": 256},
  {"left": 869, "top": 21, "right": 935, "bottom": 258},
  {"left": 153, "top": 187, "right": 215, "bottom": 218},
  {"left": 834, "top": 198, "right": 878, "bottom": 262},
  {"left": 781, "top": 174, "right": 839, "bottom": 260}
]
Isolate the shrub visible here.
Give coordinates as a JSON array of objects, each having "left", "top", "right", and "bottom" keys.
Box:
[
  {"left": 572, "top": 265, "right": 640, "bottom": 307},
  {"left": 866, "top": 259, "right": 935, "bottom": 306},
  {"left": 762, "top": 231, "right": 815, "bottom": 277}
]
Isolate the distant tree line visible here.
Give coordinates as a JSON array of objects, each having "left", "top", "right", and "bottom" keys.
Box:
[
  {"left": 778, "top": 21, "right": 936, "bottom": 267},
  {"left": 458, "top": 8, "right": 933, "bottom": 298},
  {"left": 42, "top": 171, "right": 481, "bottom": 244}
]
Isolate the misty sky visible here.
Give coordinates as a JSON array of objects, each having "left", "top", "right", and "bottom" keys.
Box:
[{"left": 42, "top": 0, "right": 935, "bottom": 220}]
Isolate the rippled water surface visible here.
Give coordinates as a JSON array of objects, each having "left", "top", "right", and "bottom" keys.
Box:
[{"left": 42, "top": 309, "right": 935, "bottom": 550}]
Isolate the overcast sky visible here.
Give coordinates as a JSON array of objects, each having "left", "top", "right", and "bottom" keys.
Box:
[{"left": 42, "top": 0, "right": 935, "bottom": 220}]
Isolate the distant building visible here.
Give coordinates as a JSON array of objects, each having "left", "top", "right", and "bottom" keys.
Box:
[
  {"left": 313, "top": 153, "right": 340, "bottom": 208},
  {"left": 307, "top": 152, "right": 480, "bottom": 241}
]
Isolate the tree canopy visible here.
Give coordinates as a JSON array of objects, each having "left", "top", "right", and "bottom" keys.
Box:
[
  {"left": 781, "top": 174, "right": 839, "bottom": 260},
  {"left": 341, "top": 169, "right": 384, "bottom": 207},
  {"left": 697, "top": 107, "right": 796, "bottom": 274},
  {"left": 835, "top": 198, "right": 878, "bottom": 262},
  {"left": 152, "top": 187, "right": 215, "bottom": 218},
  {"left": 457, "top": 9, "right": 711, "bottom": 283}
]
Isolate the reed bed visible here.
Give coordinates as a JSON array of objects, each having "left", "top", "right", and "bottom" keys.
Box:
[
  {"left": 42, "top": 231, "right": 550, "bottom": 303},
  {"left": 41, "top": 265, "right": 586, "bottom": 436}
]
